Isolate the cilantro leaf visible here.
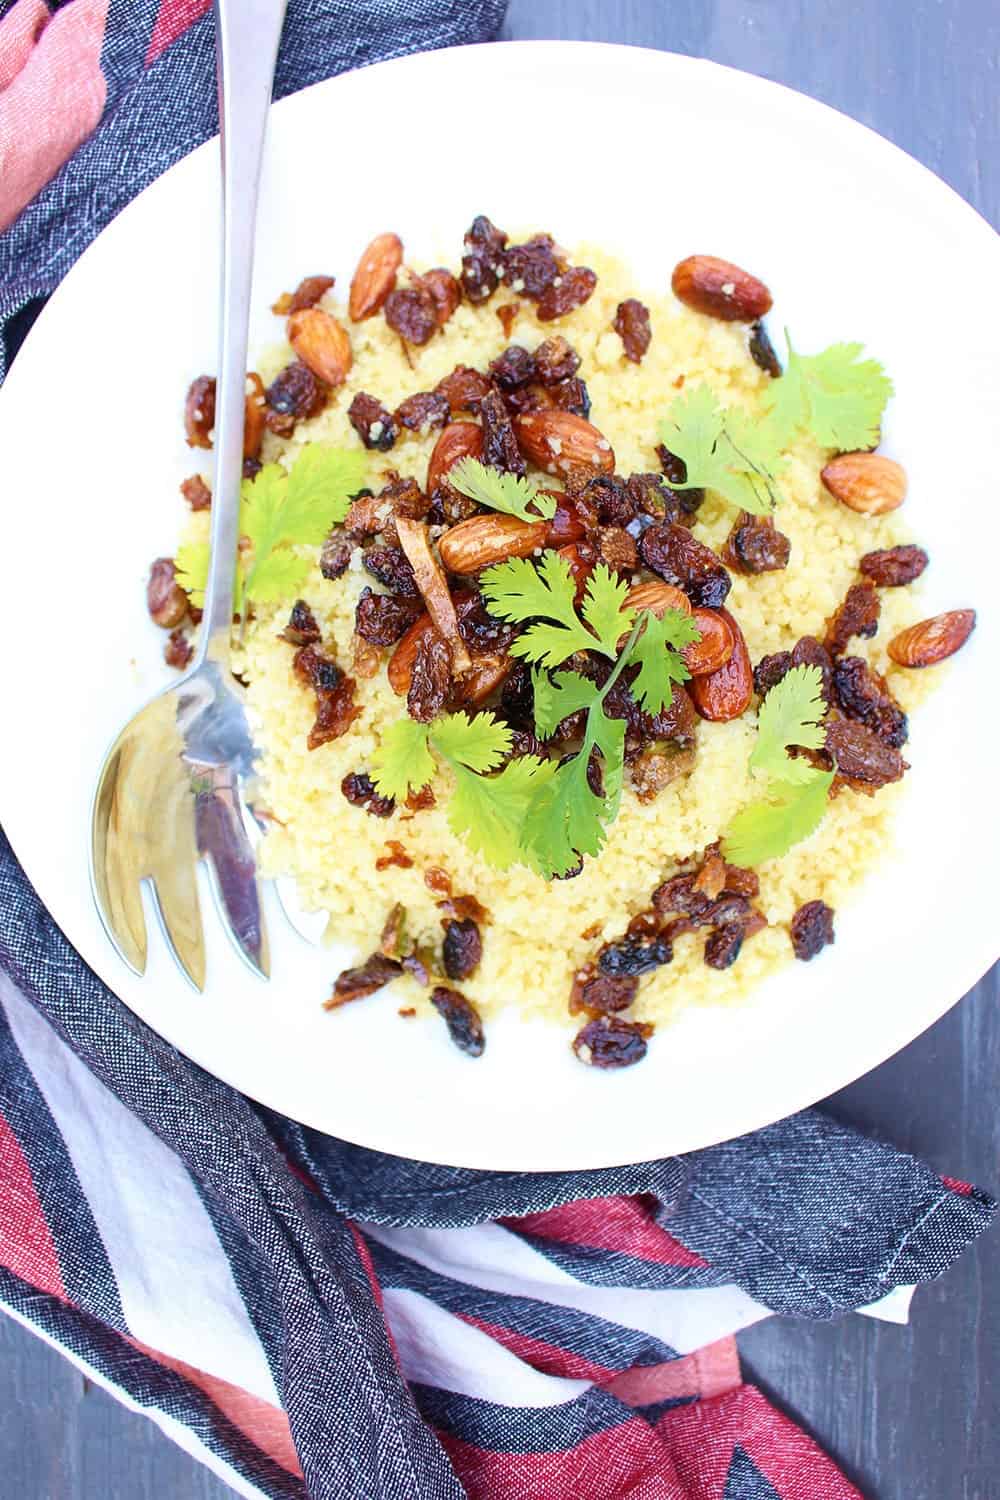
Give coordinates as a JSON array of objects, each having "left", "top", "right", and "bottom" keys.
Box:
[
  {"left": 525, "top": 751, "right": 605, "bottom": 878},
  {"left": 763, "top": 335, "right": 893, "bottom": 452},
  {"left": 174, "top": 541, "right": 211, "bottom": 608},
  {"left": 370, "top": 719, "right": 434, "bottom": 802},
  {"left": 627, "top": 609, "right": 698, "bottom": 715},
  {"left": 242, "top": 445, "right": 366, "bottom": 602},
  {"left": 721, "top": 769, "right": 835, "bottom": 867},
  {"left": 579, "top": 566, "right": 635, "bottom": 655},
  {"left": 585, "top": 701, "right": 627, "bottom": 823},
  {"left": 449, "top": 457, "right": 557, "bottom": 522},
  {"left": 480, "top": 552, "right": 598, "bottom": 666},
  {"left": 748, "top": 665, "right": 828, "bottom": 785},
  {"left": 246, "top": 549, "right": 311, "bottom": 603},
  {"left": 447, "top": 756, "right": 556, "bottom": 872},
  {"left": 531, "top": 667, "right": 599, "bottom": 739},
  {"left": 431, "top": 711, "right": 512, "bottom": 773},
  {"left": 658, "top": 384, "right": 782, "bottom": 516}
]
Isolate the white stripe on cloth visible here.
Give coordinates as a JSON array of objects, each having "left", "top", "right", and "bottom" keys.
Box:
[
  {"left": 0, "top": 975, "right": 279, "bottom": 1406},
  {"left": 383, "top": 1285, "right": 591, "bottom": 1406}
]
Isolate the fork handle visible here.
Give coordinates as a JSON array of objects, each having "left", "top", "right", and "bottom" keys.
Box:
[{"left": 199, "top": 0, "right": 289, "bottom": 649}]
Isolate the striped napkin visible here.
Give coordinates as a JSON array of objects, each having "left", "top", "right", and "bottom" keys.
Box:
[{"left": 0, "top": 5, "right": 993, "bottom": 1497}]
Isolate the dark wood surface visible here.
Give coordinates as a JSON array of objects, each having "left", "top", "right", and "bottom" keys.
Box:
[{"left": 2, "top": 2, "right": 997, "bottom": 1496}]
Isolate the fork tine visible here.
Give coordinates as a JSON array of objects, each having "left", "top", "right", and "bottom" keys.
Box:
[
  {"left": 148, "top": 862, "right": 206, "bottom": 993},
  {"left": 197, "top": 787, "right": 269, "bottom": 979},
  {"left": 91, "top": 746, "right": 148, "bottom": 975}
]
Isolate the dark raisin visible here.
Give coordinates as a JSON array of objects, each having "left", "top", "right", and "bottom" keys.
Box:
[
  {"left": 655, "top": 443, "right": 705, "bottom": 516},
  {"left": 184, "top": 375, "right": 216, "bottom": 448},
  {"left": 408, "top": 632, "right": 452, "bottom": 723},
  {"left": 306, "top": 673, "right": 360, "bottom": 751},
  {"left": 327, "top": 952, "right": 402, "bottom": 1007},
  {"left": 832, "top": 656, "right": 908, "bottom": 747},
  {"left": 265, "top": 361, "right": 326, "bottom": 434},
  {"left": 377, "top": 473, "right": 430, "bottom": 521},
  {"left": 791, "top": 636, "right": 834, "bottom": 703},
  {"left": 274, "top": 274, "right": 335, "bottom": 314},
  {"left": 549, "top": 375, "right": 591, "bottom": 418},
  {"left": 500, "top": 661, "right": 534, "bottom": 728},
  {"left": 293, "top": 644, "right": 342, "bottom": 693},
  {"left": 704, "top": 925, "right": 744, "bottom": 970},
  {"left": 573, "top": 1015, "right": 652, "bottom": 1069},
  {"left": 363, "top": 546, "right": 420, "bottom": 597},
  {"left": 480, "top": 387, "right": 525, "bottom": 475},
  {"left": 461, "top": 215, "right": 508, "bottom": 304},
  {"left": 536, "top": 265, "right": 597, "bottom": 322},
  {"left": 384, "top": 284, "right": 438, "bottom": 345},
  {"left": 435, "top": 364, "right": 492, "bottom": 414},
  {"left": 457, "top": 593, "right": 519, "bottom": 653},
  {"left": 147, "top": 558, "right": 188, "bottom": 628},
  {"left": 395, "top": 390, "right": 450, "bottom": 433},
  {"left": 164, "top": 629, "right": 193, "bottom": 670},
  {"left": 639, "top": 522, "right": 732, "bottom": 608},
  {"left": 507, "top": 728, "right": 547, "bottom": 761},
  {"left": 725, "top": 512, "right": 791, "bottom": 574},
  {"left": 652, "top": 873, "right": 713, "bottom": 922},
  {"left": 489, "top": 345, "right": 537, "bottom": 390},
  {"left": 535, "top": 335, "right": 581, "bottom": 385},
  {"left": 442, "top": 918, "right": 482, "bottom": 982},
  {"left": 501, "top": 234, "right": 561, "bottom": 298},
  {"left": 340, "top": 771, "right": 395, "bottom": 818},
  {"left": 180, "top": 474, "right": 211, "bottom": 511},
  {"left": 348, "top": 392, "right": 398, "bottom": 450},
  {"left": 598, "top": 937, "right": 672, "bottom": 977},
  {"left": 571, "top": 968, "right": 639, "bottom": 1014},
  {"left": 421, "top": 268, "right": 461, "bottom": 326},
  {"left": 824, "top": 719, "right": 907, "bottom": 788},
  {"left": 320, "top": 534, "right": 354, "bottom": 580},
  {"left": 613, "top": 299, "right": 652, "bottom": 362},
  {"left": 859, "top": 545, "right": 929, "bottom": 588},
  {"left": 790, "top": 900, "right": 836, "bottom": 961},
  {"left": 626, "top": 472, "right": 681, "bottom": 524},
  {"left": 355, "top": 587, "right": 421, "bottom": 645},
  {"left": 754, "top": 651, "right": 792, "bottom": 698},
  {"left": 825, "top": 581, "right": 881, "bottom": 655},
  {"left": 588, "top": 474, "right": 636, "bottom": 528},
  {"left": 431, "top": 986, "right": 485, "bottom": 1057},
  {"left": 596, "top": 525, "right": 639, "bottom": 575},
  {"left": 280, "top": 599, "right": 321, "bottom": 645},
  {"left": 748, "top": 320, "right": 782, "bottom": 377}
]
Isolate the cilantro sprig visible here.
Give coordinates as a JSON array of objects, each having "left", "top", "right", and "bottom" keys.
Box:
[
  {"left": 721, "top": 666, "right": 834, "bottom": 867},
  {"left": 658, "top": 384, "right": 784, "bottom": 516},
  {"left": 449, "top": 457, "right": 557, "bottom": 523},
  {"left": 763, "top": 334, "right": 893, "bottom": 452},
  {"left": 174, "top": 444, "right": 366, "bottom": 609}
]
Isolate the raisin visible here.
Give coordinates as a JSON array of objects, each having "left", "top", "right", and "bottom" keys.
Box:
[
  {"left": 408, "top": 632, "right": 452, "bottom": 723},
  {"left": 725, "top": 512, "right": 791, "bottom": 574},
  {"left": 549, "top": 376, "right": 591, "bottom": 418},
  {"left": 570, "top": 967, "right": 639, "bottom": 1015},
  {"left": 461, "top": 215, "right": 508, "bottom": 304},
  {"left": 348, "top": 392, "right": 398, "bottom": 450},
  {"left": 355, "top": 587, "right": 421, "bottom": 645},
  {"left": 363, "top": 546, "right": 420, "bottom": 597},
  {"left": 535, "top": 335, "right": 581, "bottom": 385},
  {"left": 310, "top": 678, "right": 360, "bottom": 750},
  {"left": 507, "top": 728, "right": 547, "bottom": 761},
  {"left": 789, "top": 900, "right": 835, "bottom": 961},
  {"left": 587, "top": 474, "right": 636, "bottom": 528},
  {"left": 630, "top": 746, "right": 696, "bottom": 802},
  {"left": 496, "top": 302, "right": 521, "bottom": 338},
  {"left": 598, "top": 936, "right": 672, "bottom": 977},
  {"left": 704, "top": 925, "right": 744, "bottom": 970},
  {"left": 480, "top": 387, "right": 525, "bottom": 475},
  {"left": 825, "top": 581, "right": 881, "bottom": 655},
  {"left": 639, "top": 521, "right": 732, "bottom": 608},
  {"left": 405, "top": 785, "right": 436, "bottom": 812},
  {"left": 832, "top": 656, "right": 908, "bottom": 747},
  {"left": 326, "top": 952, "right": 402, "bottom": 1008},
  {"left": 488, "top": 345, "right": 536, "bottom": 391},
  {"left": 501, "top": 234, "right": 561, "bottom": 298},
  {"left": 431, "top": 986, "right": 485, "bottom": 1057},
  {"left": 435, "top": 364, "right": 492, "bottom": 415},
  {"left": 626, "top": 472, "right": 680, "bottom": 524},
  {"left": 596, "top": 525, "right": 638, "bottom": 575},
  {"left": 655, "top": 443, "right": 705, "bottom": 515},
  {"left": 164, "top": 629, "right": 193, "bottom": 669},
  {"left": 613, "top": 298, "right": 652, "bottom": 362},
  {"left": 243, "top": 456, "right": 263, "bottom": 480},
  {"left": 377, "top": 473, "right": 430, "bottom": 521},
  {"left": 748, "top": 320, "right": 782, "bottom": 377},
  {"left": 147, "top": 558, "right": 188, "bottom": 628},
  {"left": 724, "top": 864, "right": 760, "bottom": 900},
  {"left": 340, "top": 771, "right": 395, "bottom": 818},
  {"left": 384, "top": 284, "right": 438, "bottom": 345},
  {"left": 273, "top": 274, "right": 335, "bottom": 315},
  {"left": 442, "top": 918, "right": 482, "bottom": 981},
  {"left": 265, "top": 361, "right": 326, "bottom": 435},
  {"left": 859, "top": 545, "right": 929, "bottom": 588},
  {"left": 652, "top": 873, "right": 712, "bottom": 922},
  {"left": 536, "top": 265, "right": 597, "bottom": 322},
  {"left": 320, "top": 534, "right": 354, "bottom": 580},
  {"left": 457, "top": 593, "right": 519, "bottom": 653},
  {"left": 421, "top": 268, "right": 461, "bottom": 326},
  {"left": 824, "top": 719, "right": 907, "bottom": 788},
  {"left": 395, "top": 390, "right": 450, "bottom": 433},
  {"left": 280, "top": 599, "right": 321, "bottom": 645},
  {"left": 184, "top": 375, "right": 216, "bottom": 448},
  {"left": 791, "top": 636, "right": 834, "bottom": 703},
  {"left": 573, "top": 1015, "right": 652, "bottom": 1069},
  {"left": 754, "top": 651, "right": 792, "bottom": 698},
  {"left": 604, "top": 674, "right": 698, "bottom": 761},
  {"left": 376, "top": 840, "right": 413, "bottom": 872},
  {"left": 293, "top": 644, "right": 341, "bottom": 693},
  {"left": 180, "top": 474, "right": 211, "bottom": 511},
  {"left": 500, "top": 661, "right": 534, "bottom": 728},
  {"left": 437, "top": 891, "right": 489, "bottom": 926}
]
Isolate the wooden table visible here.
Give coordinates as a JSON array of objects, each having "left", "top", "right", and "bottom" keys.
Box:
[{"left": 2, "top": 2, "right": 996, "bottom": 1494}]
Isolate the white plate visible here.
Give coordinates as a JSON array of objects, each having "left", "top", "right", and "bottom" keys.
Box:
[{"left": 1, "top": 43, "right": 998, "bottom": 1170}]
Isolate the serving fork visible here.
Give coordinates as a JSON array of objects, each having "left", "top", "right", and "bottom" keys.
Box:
[{"left": 90, "top": 0, "right": 288, "bottom": 989}]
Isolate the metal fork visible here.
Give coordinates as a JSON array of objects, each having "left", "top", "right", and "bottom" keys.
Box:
[{"left": 90, "top": 0, "right": 288, "bottom": 989}]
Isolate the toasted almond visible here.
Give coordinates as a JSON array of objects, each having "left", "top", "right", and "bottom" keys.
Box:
[
  {"left": 287, "top": 307, "right": 352, "bottom": 387},
  {"left": 438, "top": 514, "right": 549, "bottom": 574},
  {"left": 625, "top": 580, "right": 693, "bottom": 617},
  {"left": 349, "top": 232, "right": 403, "bottom": 321},
  {"left": 821, "top": 453, "right": 906, "bottom": 515},
  {"left": 513, "top": 410, "right": 615, "bottom": 476},
  {"left": 689, "top": 609, "right": 753, "bottom": 721},
  {"left": 684, "top": 608, "right": 735, "bottom": 676},
  {"left": 427, "top": 422, "right": 484, "bottom": 496},
  {"left": 671, "top": 255, "right": 772, "bottom": 321},
  {"left": 887, "top": 610, "right": 976, "bottom": 667}
]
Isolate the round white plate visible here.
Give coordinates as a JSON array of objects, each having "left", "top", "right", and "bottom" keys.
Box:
[{"left": 1, "top": 43, "right": 998, "bottom": 1170}]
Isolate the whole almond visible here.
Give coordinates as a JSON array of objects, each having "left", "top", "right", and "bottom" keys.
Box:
[
  {"left": 349, "top": 232, "right": 403, "bottom": 321},
  {"left": 887, "top": 609, "right": 976, "bottom": 667},
  {"left": 427, "top": 422, "right": 484, "bottom": 496},
  {"left": 513, "top": 410, "right": 615, "bottom": 476},
  {"left": 688, "top": 609, "right": 752, "bottom": 720},
  {"left": 821, "top": 453, "right": 906, "bottom": 515},
  {"left": 625, "top": 579, "right": 693, "bottom": 617},
  {"left": 287, "top": 307, "right": 352, "bottom": 387},
  {"left": 438, "top": 514, "right": 548, "bottom": 574},
  {"left": 671, "top": 256, "right": 772, "bottom": 322},
  {"left": 684, "top": 607, "right": 735, "bottom": 676}
]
